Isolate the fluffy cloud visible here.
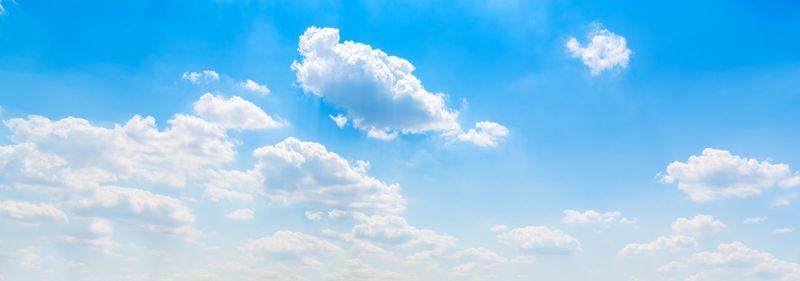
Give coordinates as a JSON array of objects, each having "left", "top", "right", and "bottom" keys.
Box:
[
  {"left": 566, "top": 24, "right": 632, "bottom": 75},
  {"left": 2, "top": 113, "right": 234, "bottom": 188},
  {"left": 241, "top": 230, "right": 343, "bottom": 256},
  {"left": 561, "top": 209, "right": 623, "bottom": 224},
  {"left": 447, "top": 247, "right": 508, "bottom": 264},
  {"left": 329, "top": 210, "right": 456, "bottom": 250},
  {"left": 292, "top": 27, "right": 508, "bottom": 146},
  {"left": 240, "top": 79, "right": 271, "bottom": 95},
  {"left": 291, "top": 26, "right": 460, "bottom": 137},
  {"left": 0, "top": 200, "right": 68, "bottom": 223},
  {"left": 671, "top": 214, "right": 726, "bottom": 236},
  {"left": 455, "top": 121, "right": 509, "bottom": 147},
  {"left": 182, "top": 70, "right": 219, "bottom": 83},
  {"left": 672, "top": 242, "right": 800, "bottom": 281},
  {"left": 619, "top": 235, "right": 697, "bottom": 256},
  {"left": 253, "top": 137, "right": 405, "bottom": 213},
  {"left": 72, "top": 185, "right": 195, "bottom": 228},
  {"left": 497, "top": 226, "right": 581, "bottom": 254},
  {"left": 660, "top": 148, "right": 800, "bottom": 202},
  {"left": 194, "top": 93, "right": 283, "bottom": 130},
  {"left": 226, "top": 208, "right": 255, "bottom": 220}
]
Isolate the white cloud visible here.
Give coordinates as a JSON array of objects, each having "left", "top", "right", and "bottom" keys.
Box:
[
  {"left": 240, "top": 79, "right": 271, "bottom": 95},
  {"left": 0, "top": 200, "right": 68, "bottom": 223},
  {"left": 455, "top": 121, "right": 509, "bottom": 147},
  {"left": 447, "top": 247, "right": 508, "bottom": 263},
  {"left": 329, "top": 114, "right": 348, "bottom": 128},
  {"left": 291, "top": 26, "right": 461, "bottom": 139},
  {"left": 241, "top": 230, "right": 343, "bottom": 256},
  {"left": 562, "top": 209, "right": 622, "bottom": 224},
  {"left": 490, "top": 225, "right": 508, "bottom": 232},
  {"left": 774, "top": 228, "right": 794, "bottom": 234},
  {"left": 660, "top": 148, "right": 800, "bottom": 202},
  {"left": 619, "top": 235, "right": 697, "bottom": 256},
  {"left": 226, "top": 208, "right": 255, "bottom": 220},
  {"left": 305, "top": 211, "right": 324, "bottom": 221},
  {"left": 671, "top": 214, "right": 726, "bottom": 236},
  {"left": 182, "top": 70, "right": 219, "bottom": 83},
  {"left": 497, "top": 226, "right": 582, "bottom": 254},
  {"left": 331, "top": 210, "right": 456, "bottom": 251},
  {"left": 566, "top": 24, "right": 632, "bottom": 75},
  {"left": 744, "top": 217, "right": 767, "bottom": 224},
  {"left": 678, "top": 242, "right": 800, "bottom": 280},
  {"left": 253, "top": 137, "right": 405, "bottom": 213},
  {"left": 511, "top": 255, "right": 536, "bottom": 264},
  {"left": 2, "top": 113, "right": 235, "bottom": 188},
  {"left": 72, "top": 185, "right": 195, "bottom": 228},
  {"left": 193, "top": 93, "right": 283, "bottom": 130},
  {"left": 88, "top": 218, "right": 113, "bottom": 235},
  {"left": 326, "top": 258, "right": 403, "bottom": 281}
]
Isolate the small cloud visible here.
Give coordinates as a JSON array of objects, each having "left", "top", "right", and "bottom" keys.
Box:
[
  {"left": 566, "top": 24, "right": 632, "bottom": 75},
  {"left": 182, "top": 70, "right": 219, "bottom": 84},
  {"left": 743, "top": 217, "right": 766, "bottom": 224},
  {"left": 329, "top": 114, "right": 348, "bottom": 128},
  {"left": 305, "top": 211, "right": 323, "bottom": 221},
  {"left": 240, "top": 79, "right": 271, "bottom": 95},
  {"left": 455, "top": 121, "right": 509, "bottom": 147},
  {"left": 225, "top": 208, "right": 254, "bottom": 220},
  {"left": 773, "top": 227, "right": 794, "bottom": 234}
]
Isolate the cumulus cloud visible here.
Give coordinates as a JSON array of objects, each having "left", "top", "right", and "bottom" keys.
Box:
[
  {"left": 241, "top": 230, "right": 343, "bottom": 256},
  {"left": 194, "top": 93, "right": 283, "bottom": 130},
  {"left": 182, "top": 70, "right": 219, "bottom": 83},
  {"left": 329, "top": 210, "right": 456, "bottom": 251},
  {"left": 660, "top": 148, "right": 800, "bottom": 202},
  {"left": 619, "top": 235, "right": 697, "bottom": 256},
  {"left": 671, "top": 214, "right": 726, "bottom": 236},
  {"left": 497, "top": 226, "right": 582, "bottom": 254},
  {"left": 447, "top": 247, "right": 508, "bottom": 264},
  {"left": 0, "top": 200, "right": 68, "bottom": 223},
  {"left": 671, "top": 242, "right": 800, "bottom": 281},
  {"left": 562, "top": 209, "right": 623, "bottom": 224},
  {"left": 226, "top": 208, "right": 255, "bottom": 220},
  {"left": 455, "top": 121, "right": 509, "bottom": 147},
  {"left": 252, "top": 137, "right": 405, "bottom": 213},
  {"left": 72, "top": 185, "right": 195, "bottom": 228},
  {"left": 291, "top": 26, "right": 507, "bottom": 146},
  {"left": 566, "top": 24, "right": 632, "bottom": 75},
  {"left": 240, "top": 79, "right": 271, "bottom": 95}
]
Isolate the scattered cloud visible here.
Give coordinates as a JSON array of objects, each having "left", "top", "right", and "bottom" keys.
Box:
[
  {"left": 667, "top": 242, "right": 800, "bottom": 281},
  {"left": 671, "top": 214, "right": 726, "bottom": 236},
  {"left": 241, "top": 230, "right": 343, "bottom": 256},
  {"left": 455, "top": 121, "right": 509, "bottom": 147},
  {"left": 225, "top": 208, "right": 255, "bottom": 220},
  {"left": 743, "top": 217, "right": 767, "bottom": 224},
  {"left": 182, "top": 70, "right": 220, "bottom": 84},
  {"left": 566, "top": 24, "right": 632, "bottom": 75},
  {"left": 619, "top": 235, "right": 697, "bottom": 256},
  {"left": 240, "top": 79, "right": 271, "bottom": 95},
  {"left": 497, "top": 226, "right": 582, "bottom": 254},
  {"left": 562, "top": 209, "right": 625, "bottom": 225},
  {"left": 660, "top": 148, "right": 800, "bottom": 202},
  {"left": 773, "top": 228, "right": 794, "bottom": 234},
  {"left": 194, "top": 93, "right": 283, "bottom": 130},
  {"left": 0, "top": 200, "right": 68, "bottom": 223},
  {"left": 329, "top": 114, "right": 348, "bottom": 128}
]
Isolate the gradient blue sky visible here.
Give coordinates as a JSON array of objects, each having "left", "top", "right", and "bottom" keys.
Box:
[{"left": 1, "top": 1, "right": 799, "bottom": 281}]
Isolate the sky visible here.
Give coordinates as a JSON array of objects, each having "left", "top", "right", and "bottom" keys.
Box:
[{"left": 1, "top": 1, "right": 800, "bottom": 280}]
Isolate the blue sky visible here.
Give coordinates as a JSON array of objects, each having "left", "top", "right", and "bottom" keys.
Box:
[{"left": 1, "top": 1, "right": 800, "bottom": 280}]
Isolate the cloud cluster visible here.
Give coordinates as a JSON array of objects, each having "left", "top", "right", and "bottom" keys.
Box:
[
  {"left": 671, "top": 214, "right": 726, "bottom": 236},
  {"left": 618, "top": 235, "right": 697, "bottom": 256},
  {"left": 0, "top": 200, "right": 68, "bottom": 223},
  {"left": 562, "top": 209, "right": 626, "bottom": 225},
  {"left": 664, "top": 242, "right": 800, "bottom": 281},
  {"left": 661, "top": 148, "right": 800, "bottom": 202}
]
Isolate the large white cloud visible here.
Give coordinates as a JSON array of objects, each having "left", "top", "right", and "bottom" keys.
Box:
[
  {"left": 618, "top": 235, "right": 697, "bottom": 256},
  {"left": 671, "top": 214, "right": 726, "bottom": 236},
  {"left": 253, "top": 138, "right": 405, "bottom": 213},
  {"left": 194, "top": 93, "right": 283, "bottom": 130},
  {"left": 291, "top": 26, "right": 460, "bottom": 137},
  {"left": 496, "top": 226, "right": 581, "bottom": 254},
  {"left": 291, "top": 26, "right": 508, "bottom": 146},
  {"left": 660, "top": 148, "right": 800, "bottom": 202},
  {"left": 0, "top": 200, "right": 68, "bottom": 223},
  {"left": 566, "top": 25, "right": 632, "bottom": 75}
]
